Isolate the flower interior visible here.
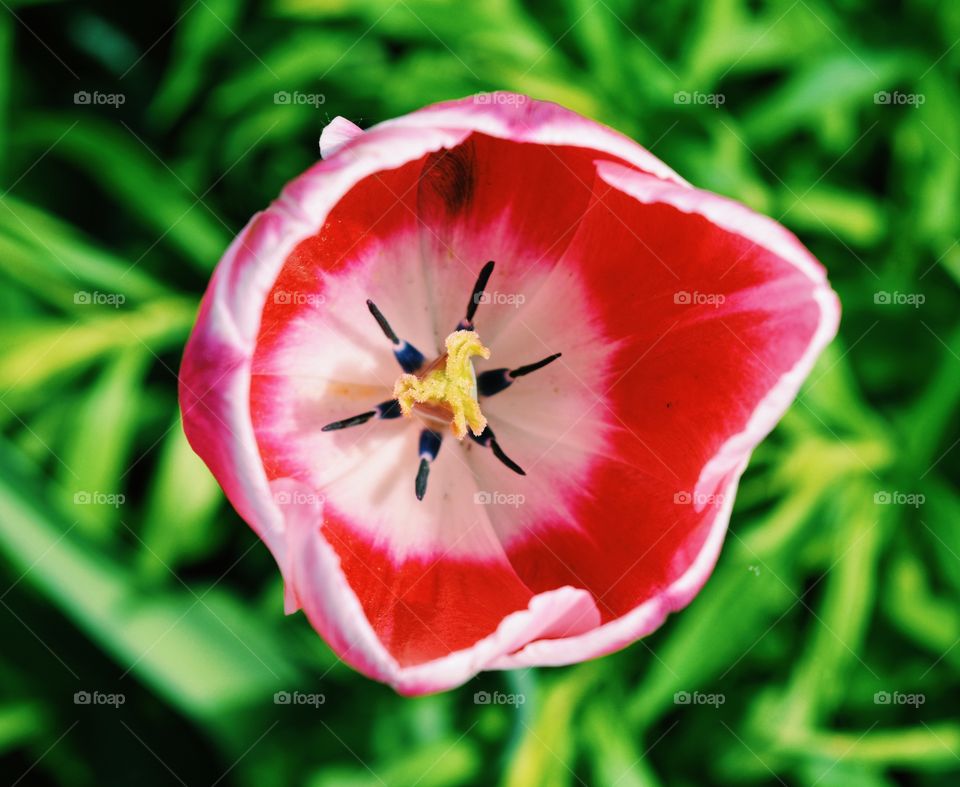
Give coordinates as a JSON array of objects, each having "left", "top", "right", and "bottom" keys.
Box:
[
  {"left": 320, "top": 261, "right": 559, "bottom": 500},
  {"left": 225, "top": 118, "right": 837, "bottom": 677}
]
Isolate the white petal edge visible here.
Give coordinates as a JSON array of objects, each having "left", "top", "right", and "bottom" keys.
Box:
[{"left": 319, "top": 116, "right": 364, "bottom": 159}]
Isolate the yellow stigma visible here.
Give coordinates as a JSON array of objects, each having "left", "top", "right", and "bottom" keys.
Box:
[{"left": 393, "top": 330, "right": 490, "bottom": 439}]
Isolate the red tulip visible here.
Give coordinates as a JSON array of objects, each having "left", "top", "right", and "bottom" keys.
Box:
[{"left": 180, "top": 94, "right": 840, "bottom": 694}]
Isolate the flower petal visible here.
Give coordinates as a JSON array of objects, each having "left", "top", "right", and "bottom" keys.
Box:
[
  {"left": 484, "top": 161, "right": 839, "bottom": 666},
  {"left": 319, "top": 116, "right": 364, "bottom": 159},
  {"left": 380, "top": 92, "right": 686, "bottom": 186},
  {"left": 181, "top": 124, "right": 471, "bottom": 605},
  {"left": 249, "top": 138, "right": 615, "bottom": 667},
  {"left": 280, "top": 476, "right": 599, "bottom": 695},
  {"left": 181, "top": 94, "right": 839, "bottom": 693}
]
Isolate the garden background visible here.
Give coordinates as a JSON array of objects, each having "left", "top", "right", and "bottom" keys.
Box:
[{"left": 1, "top": 0, "right": 959, "bottom": 784}]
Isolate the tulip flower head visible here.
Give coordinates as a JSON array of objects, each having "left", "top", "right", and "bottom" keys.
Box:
[{"left": 180, "top": 94, "right": 840, "bottom": 694}]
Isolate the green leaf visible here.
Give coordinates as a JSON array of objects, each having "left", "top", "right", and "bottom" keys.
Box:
[
  {"left": 788, "top": 724, "right": 960, "bottom": 769},
  {"left": 0, "top": 298, "right": 195, "bottom": 397},
  {"left": 0, "top": 195, "right": 170, "bottom": 303},
  {"left": 137, "top": 417, "right": 225, "bottom": 579},
  {"left": 57, "top": 348, "right": 150, "bottom": 538},
  {"left": 0, "top": 702, "right": 44, "bottom": 757},
  {"left": 16, "top": 116, "right": 230, "bottom": 270},
  {"left": 627, "top": 481, "right": 826, "bottom": 729},
  {"left": 503, "top": 665, "right": 598, "bottom": 787},
  {"left": 741, "top": 52, "right": 911, "bottom": 145},
  {"left": 582, "top": 701, "right": 662, "bottom": 787},
  {"left": 0, "top": 440, "right": 300, "bottom": 723},
  {"left": 148, "top": 0, "right": 245, "bottom": 128}
]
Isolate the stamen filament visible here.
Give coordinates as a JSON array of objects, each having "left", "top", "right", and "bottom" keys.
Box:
[
  {"left": 366, "top": 299, "right": 425, "bottom": 372},
  {"left": 510, "top": 352, "right": 562, "bottom": 378},
  {"left": 458, "top": 260, "right": 495, "bottom": 330},
  {"left": 321, "top": 399, "right": 401, "bottom": 431},
  {"left": 367, "top": 299, "right": 399, "bottom": 344},
  {"left": 321, "top": 410, "right": 375, "bottom": 431},
  {"left": 476, "top": 352, "right": 562, "bottom": 397},
  {"left": 470, "top": 425, "right": 525, "bottom": 475},
  {"left": 415, "top": 429, "right": 443, "bottom": 500}
]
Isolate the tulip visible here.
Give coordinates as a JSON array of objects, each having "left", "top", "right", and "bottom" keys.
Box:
[{"left": 180, "top": 93, "right": 840, "bottom": 694}]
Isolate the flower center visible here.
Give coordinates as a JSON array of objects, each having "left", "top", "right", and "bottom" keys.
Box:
[
  {"left": 393, "top": 330, "right": 491, "bottom": 439},
  {"left": 321, "top": 261, "right": 561, "bottom": 500}
]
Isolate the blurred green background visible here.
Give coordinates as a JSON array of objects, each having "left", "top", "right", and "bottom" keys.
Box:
[{"left": 1, "top": 0, "right": 958, "bottom": 784}]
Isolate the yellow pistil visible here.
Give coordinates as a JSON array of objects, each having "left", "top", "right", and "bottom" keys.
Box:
[{"left": 393, "top": 330, "right": 491, "bottom": 439}]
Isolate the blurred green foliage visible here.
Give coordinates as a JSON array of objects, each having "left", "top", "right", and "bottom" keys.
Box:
[{"left": 1, "top": 0, "right": 958, "bottom": 784}]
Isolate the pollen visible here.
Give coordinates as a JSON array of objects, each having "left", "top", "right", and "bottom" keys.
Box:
[{"left": 393, "top": 330, "right": 490, "bottom": 439}]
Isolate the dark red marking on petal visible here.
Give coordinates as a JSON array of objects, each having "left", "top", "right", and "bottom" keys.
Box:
[{"left": 419, "top": 139, "right": 477, "bottom": 215}]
